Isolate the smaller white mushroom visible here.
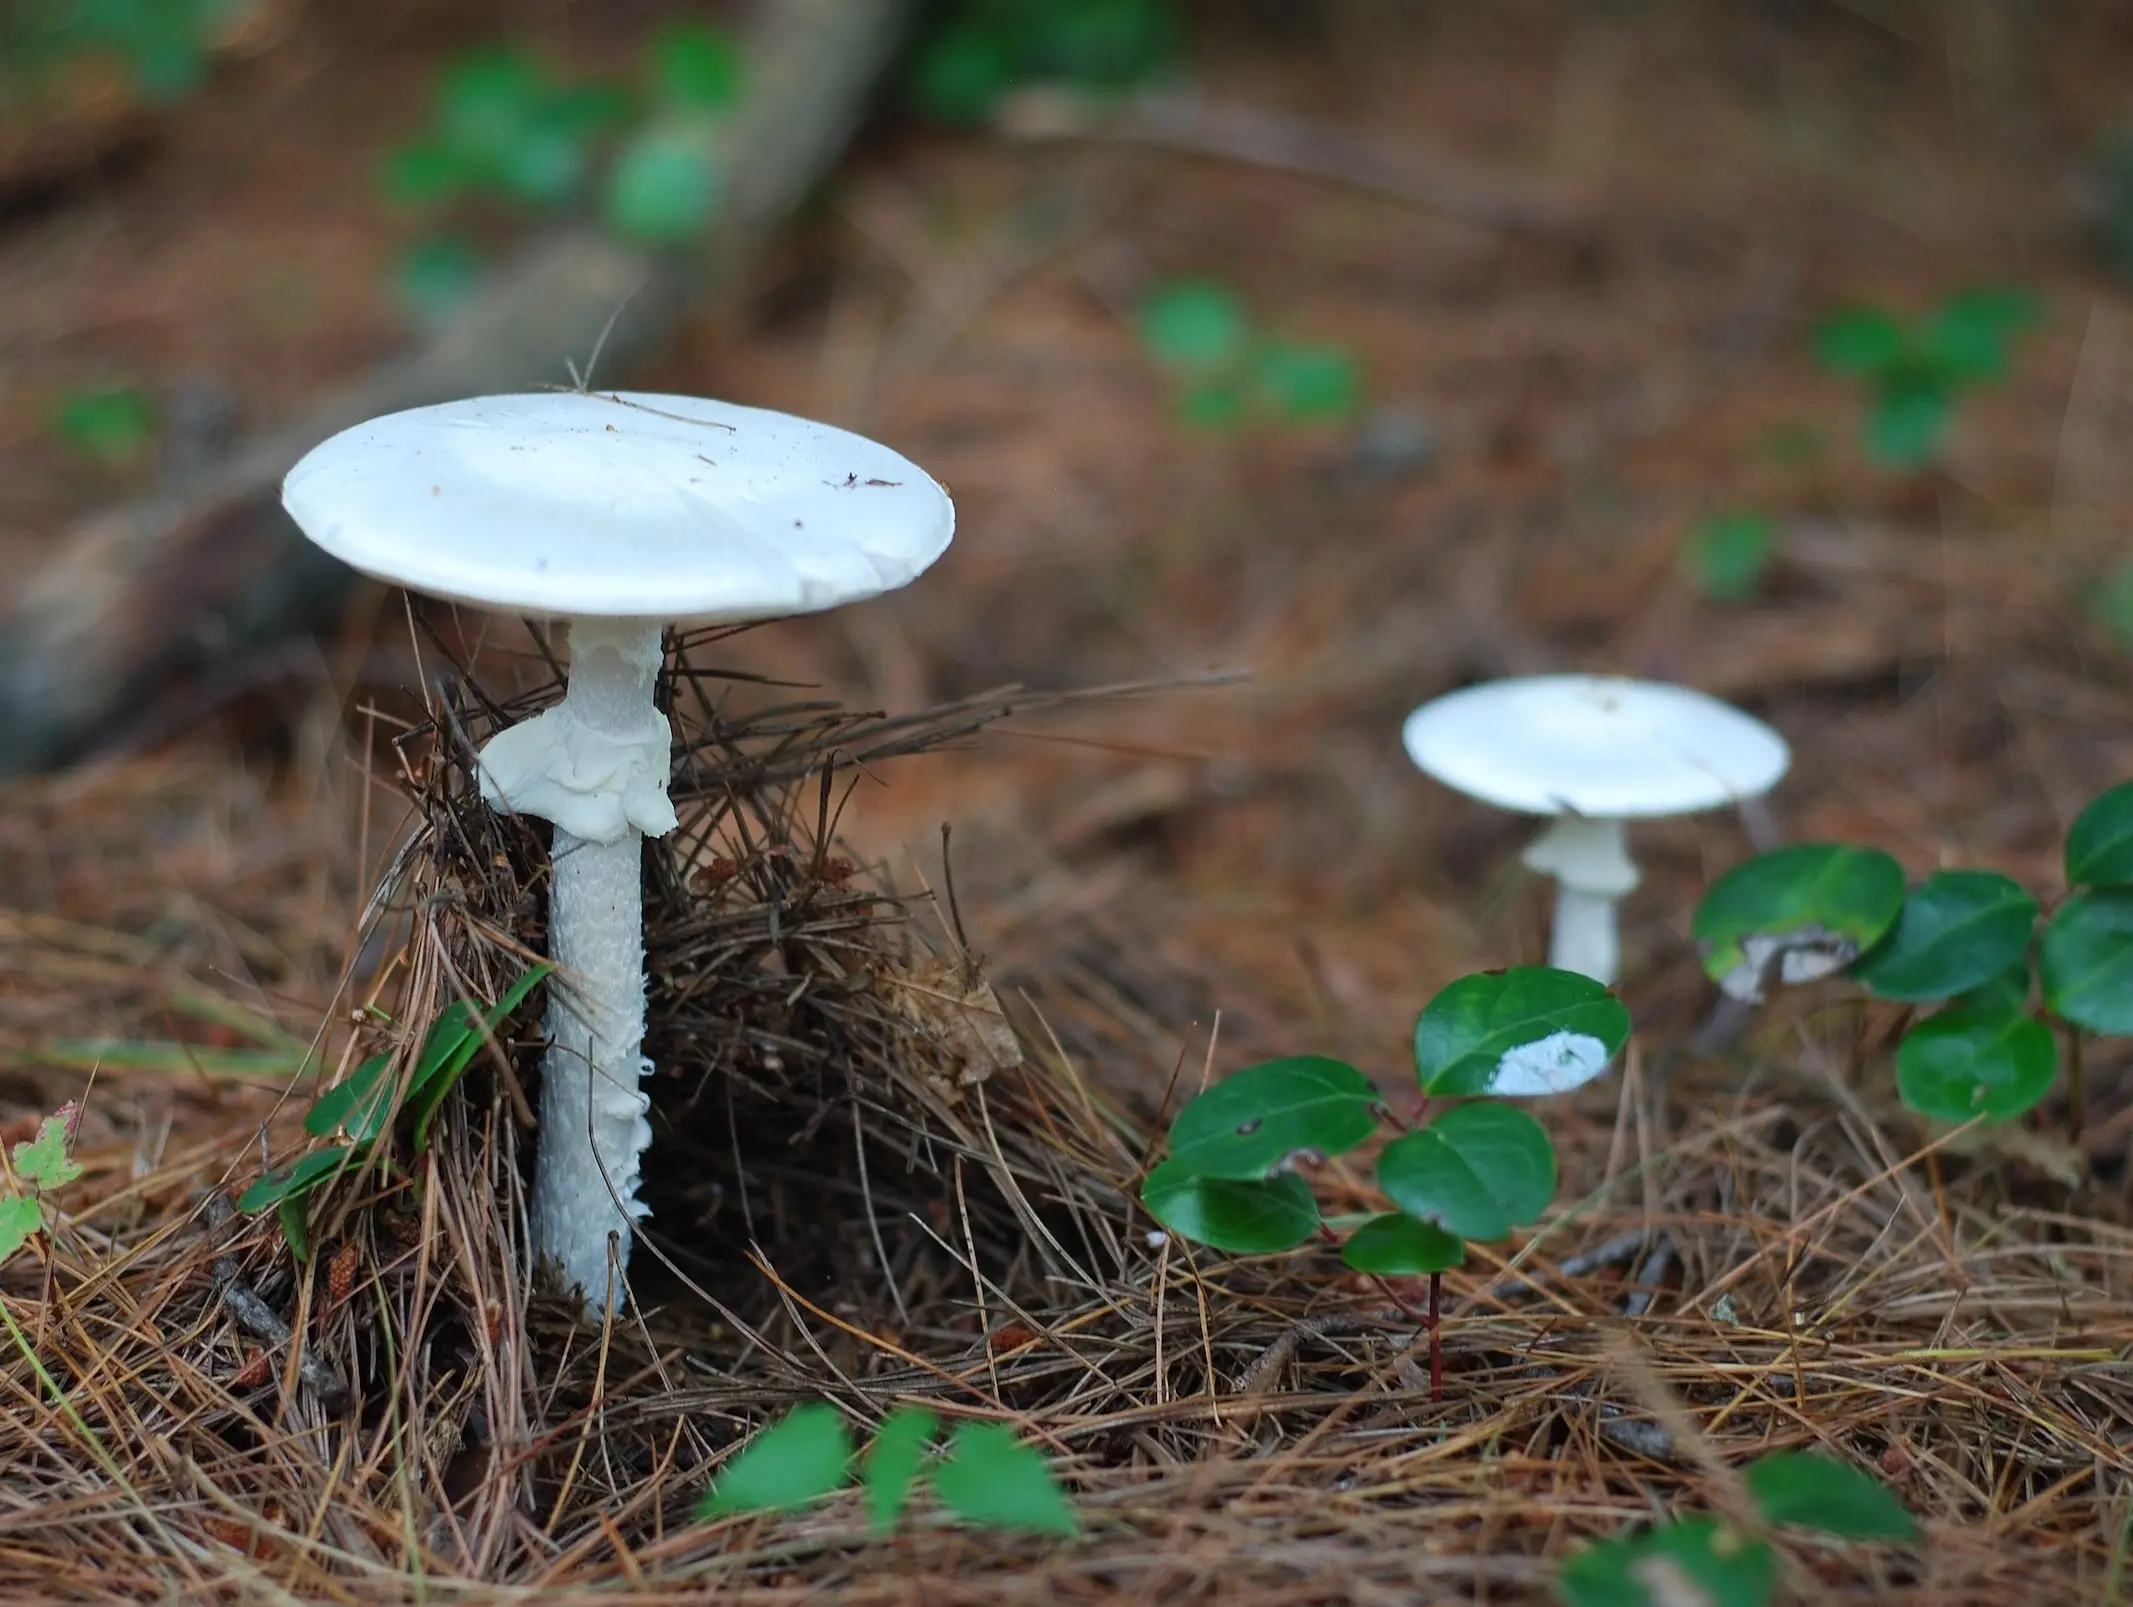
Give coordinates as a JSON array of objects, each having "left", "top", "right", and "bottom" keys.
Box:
[{"left": 1401, "top": 675, "right": 1789, "bottom": 985}]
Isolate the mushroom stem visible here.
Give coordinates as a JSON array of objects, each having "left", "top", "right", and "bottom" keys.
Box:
[
  {"left": 1521, "top": 815, "right": 1638, "bottom": 986},
  {"left": 479, "top": 617, "right": 677, "bottom": 1309}
]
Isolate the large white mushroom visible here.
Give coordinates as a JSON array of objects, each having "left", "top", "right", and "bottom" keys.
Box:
[
  {"left": 283, "top": 390, "right": 953, "bottom": 1309},
  {"left": 1402, "top": 675, "right": 1789, "bottom": 985}
]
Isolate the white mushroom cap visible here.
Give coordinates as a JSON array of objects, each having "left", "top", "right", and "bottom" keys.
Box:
[
  {"left": 281, "top": 391, "right": 954, "bottom": 622},
  {"left": 1401, "top": 675, "right": 1789, "bottom": 820}
]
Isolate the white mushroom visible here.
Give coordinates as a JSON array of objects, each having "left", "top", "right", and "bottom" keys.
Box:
[
  {"left": 283, "top": 391, "right": 953, "bottom": 1309},
  {"left": 1401, "top": 675, "right": 1789, "bottom": 985}
]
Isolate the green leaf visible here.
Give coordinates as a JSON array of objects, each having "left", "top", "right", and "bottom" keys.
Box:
[
  {"left": 1896, "top": 1010, "right": 2056, "bottom": 1123},
  {"left": 0, "top": 1195, "right": 42, "bottom": 1267},
  {"left": 1164, "top": 1056, "right": 1379, "bottom": 1180},
  {"left": 305, "top": 1053, "right": 394, "bottom": 1142},
  {"left": 2040, "top": 891, "right": 2133, "bottom": 1035},
  {"left": 1951, "top": 961, "right": 2032, "bottom": 1017},
  {"left": 604, "top": 125, "right": 723, "bottom": 244},
  {"left": 277, "top": 1194, "right": 313, "bottom": 1263},
  {"left": 2066, "top": 782, "right": 2133, "bottom": 888},
  {"left": 1851, "top": 870, "right": 2039, "bottom": 1002},
  {"left": 237, "top": 1145, "right": 352, "bottom": 1214},
  {"left": 932, "top": 1421, "right": 1076, "bottom": 1536},
  {"left": 1378, "top": 1103, "right": 1556, "bottom": 1245},
  {"left": 1175, "top": 380, "right": 1246, "bottom": 430},
  {"left": 698, "top": 1404, "right": 854, "bottom": 1519},
  {"left": 406, "top": 964, "right": 552, "bottom": 1151},
  {"left": 394, "top": 235, "right": 483, "bottom": 325},
  {"left": 863, "top": 1407, "right": 937, "bottom": 1536},
  {"left": 1253, "top": 340, "right": 1361, "bottom": 422},
  {"left": 1685, "top": 510, "right": 1777, "bottom": 604},
  {"left": 1556, "top": 1520, "right": 1777, "bottom": 1607},
  {"left": 906, "top": 21, "right": 1015, "bottom": 127},
  {"left": 1744, "top": 1450, "right": 1918, "bottom": 1541},
  {"left": 1813, "top": 307, "right": 1906, "bottom": 376},
  {"left": 377, "top": 140, "right": 470, "bottom": 206},
  {"left": 1139, "top": 281, "right": 1251, "bottom": 374},
  {"left": 1922, "top": 286, "right": 2039, "bottom": 383},
  {"left": 1340, "top": 1212, "right": 1465, "bottom": 1276},
  {"left": 12, "top": 1111, "right": 81, "bottom": 1192},
  {"left": 1864, "top": 376, "right": 1952, "bottom": 467},
  {"left": 648, "top": 20, "right": 742, "bottom": 112},
  {"left": 1693, "top": 844, "right": 1907, "bottom": 1000},
  {"left": 1140, "top": 1161, "right": 1319, "bottom": 1254},
  {"left": 1413, "top": 966, "right": 1630, "bottom": 1098},
  {"left": 497, "top": 123, "right": 588, "bottom": 207},
  {"left": 51, "top": 385, "right": 157, "bottom": 467}
]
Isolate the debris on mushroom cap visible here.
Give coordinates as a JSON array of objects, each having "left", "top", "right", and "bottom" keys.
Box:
[
  {"left": 280, "top": 391, "right": 955, "bottom": 623},
  {"left": 1401, "top": 675, "right": 1790, "bottom": 819}
]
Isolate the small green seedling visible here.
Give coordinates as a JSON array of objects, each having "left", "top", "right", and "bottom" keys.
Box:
[
  {"left": 240, "top": 964, "right": 550, "bottom": 1258},
  {"left": 1683, "top": 510, "right": 1778, "bottom": 604},
  {"left": 49, "top": 385, "right": 158, "bottom": 468},
  {"left": 1142, "top": 966, "right": 1629, "bottom": 1398},
  {"left": 1694, "top": 784, "right": 2133, "bottom": 1138},
  {"left": 0, "top": 1104, "right": 84, "bottom": 1269},
  {"left": 907, "top": 0, "right": 1176, "bottom": 127},
  {"left": 1811, "top": 287, "right": 2040, "bottom": 469},
  {"left": 1137, "top": 280, "right": 1362, "bottom": 430},
  {"left": 1556, "top": 1449, "right": 1917, "bottom": 1607},
  {"left": 699, "top": 1404, "right": 1075, "bottom": 1537}
]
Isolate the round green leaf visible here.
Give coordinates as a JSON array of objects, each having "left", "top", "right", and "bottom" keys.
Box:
[
  {"left": 648, "top": 20, "right": 743, "bottom": 112},
  {"left": 1557, "top": 1520, "right": 1776, "bottom": 1607},
  {"left": 1866, "top": 377, "right": 1952, "bottom": 468},
  {"left": 1950, "top": 960, "right": 2032, "bottom": 1018},
  {"left": 1923, "top": 286, "right": 2039, "bottom": 383},
  {"left": 2041, "top": 891, "right": 2133, "bottom": 1034},
  {"left": 1378, "top": 1103, "right": 1555, "bottom": 1245},
  {"left": 1896, "top": 1011, "right": 2055, "bottom": 1123},
  {"left": 1340, "top": 1212, "right": 1464, "bottom": 1276},
  {"left": 1138, "top": 281, "right": 1250, "bottom": 374},
  {"left": 1693, "top": 844, "right": 1906, "bottom": 1000},
  {"left": 1744, "top": 1450, "right": 1918, "bottom": 1541},
  {"left": 1413, "top": 966, "right": 1630, "bottom": 1098},
  {"left": 698, "top": 1403, "right": 853, "bottom": 1519},
  {"left": 1813, "top": 307, "right": 1906, "bottom": 376},
  {"left": 1851, "top": 870, "right": 2038, "bottom": 1001},
  {"left": 1254, "top": 340, "right": 1361, "bottom": 422},
  {"left": 1140, "top": 1161, "right": 1318, "bottom": 1255},
  {"left": 1164, "top": 1056, "right": 1378, "bottom": 1180},
  {"left": 604, "top": 126, "right": 723, "bottom": 243},
  {"left": 2066, "top": 782, "right": 2133, "bottom": 888}
]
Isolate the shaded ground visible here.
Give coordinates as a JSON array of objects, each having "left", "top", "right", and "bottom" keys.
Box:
[{"left": 6, "top": 2, "right": 2133, "bottom": 1601}]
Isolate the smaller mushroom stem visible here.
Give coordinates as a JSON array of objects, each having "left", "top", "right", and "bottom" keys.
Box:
[
  {"left": 1549, "top": 885, "right": 1622, "bottom": 985},
  {"left": 1522, "top": 815, "right": 1638, "bottom": 986}
]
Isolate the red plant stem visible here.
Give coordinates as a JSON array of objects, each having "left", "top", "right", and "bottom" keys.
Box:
[{"left": 1427, "top": 1271, "right": 1443, "bottom": 1402}]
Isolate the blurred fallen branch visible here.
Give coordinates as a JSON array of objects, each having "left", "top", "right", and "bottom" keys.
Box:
[
  {"left": 994, "top": 86, "right": 1592, "bottom": 237},
  {"left": 0, "top": 0, "right": 914, "bottom": 778}
]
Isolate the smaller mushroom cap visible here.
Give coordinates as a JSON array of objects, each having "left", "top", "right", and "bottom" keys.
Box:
[
  {"left": 282, "top": 392, "right": 953, "bottom": 622},
  {"left": 1402, "top": 675, "right": 1789, "bottom": 818}
]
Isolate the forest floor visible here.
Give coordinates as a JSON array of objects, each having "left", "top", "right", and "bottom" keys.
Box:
[{"left": 5, "top": 3, "right": 2133, "bottom": 1602}]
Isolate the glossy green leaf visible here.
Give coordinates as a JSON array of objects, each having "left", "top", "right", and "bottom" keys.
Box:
[
  {"left": 1340, "top": 1212, "right": 1465, "bottom": 1276},
  {"left": 1852, "top": 870, "right": 2038, "bottom": 1002},
  {"left": 1950, "top": 961, "right": 2032, "bottom": 1017},
  {"left": 1413, "top": 966, "right": 1630, "bottom": 1098},
  {"left": 1378, "top": 1103, "right": 1555, "bottom": 1245},
  {"left": 863, "top": 1407, "right": 937, "bottom": 1536},
  {"left": 1254, "top": 340, "right": 1360, "bottom": 422},
  {"left": 1896, "top": 1011, "right": 2055, "bottom": 1123},
  {"left": 1686, "top": 510, "right": 1777, "bottom": 604},
  {"left": 2041, "top": 891, "right": 2133, "bottom": 1035},
  {"left": 605, "top": 125, "right": 722, "bottom": 243},
  {"left": 305, "top": 1053, "right": 394, "bottom": 1143},
  {"left": 1813, "top": 307, "right": 1906, "bottom": 375},
  {"left": 1164, "top": 1056, "right": 1378, "bottom": 1180},
  {"left": 1865, "top": 377, "right": 1952, "bottom": 468},
  {"left": 1139, "top": 281, "right": 1250, "bottom": 374},
  {"left": 1693, "top": 844, "right": 1906, "bottom": 1000},
  {"left": 2065, "top": 782, "right": 2133, "bottom": 888},
  {"left": 933, "top": 1421, "right": 1076, "bottom": 1536},
  {"left": 1140, "top": 1161, "right": 1318, "bottom": 1254},
  {"left": 648, "top": 20, "right": 742, "bottom": 112},
  {"left": 1745, "top": 1450, "right": 1918, "bottom": 1541},
  {"left": 1556, "top": 1519, "right": 1777, "bottom": 1607},
  {"left": 237, "top": 1145, "right": 352, "bottom": 1214},
  {"left": 407, "top": 964, "right": 552, "bottom": 1150},
  {"left": 698, "top": 1404, "right": 853, "bottom": 1519}
]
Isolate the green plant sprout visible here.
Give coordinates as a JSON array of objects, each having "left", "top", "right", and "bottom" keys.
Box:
[
  {"left": 0, "top": 1103, "right": 84, "bottom": 1269},
  {"left": 1811, "top": 287, "right": 2040, "bottom": 470},
  {"left": 1137, "top": 280, "right": 1362, "bottom": 430},
  {"left": 1683, "top": 510, "right": 1778, "bottom": 605},
  {"left": 378, "top": 23, "right": 743, "bottom": 319},
  {"left": 239, "top": 964, "right": 550, "bottom": 1259},
  {"left": 1141, "top": 966, "right": 1630, "bottom": 1399},
  {"left": 1556, "top": 1449, "right": 1918, "bottom": 1606},
  {"left": 907, "top": 0, "right": 1176, "bottom": 128},
  {"left": 49, "top": 384, "right": 158, "bottom": 469},
  {"left": 698, "top": 1403, "right": 1076, "bottom": 1537},
  {"left": 1692, "top": 783, "right": 2133, "bottom": 1139}
]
